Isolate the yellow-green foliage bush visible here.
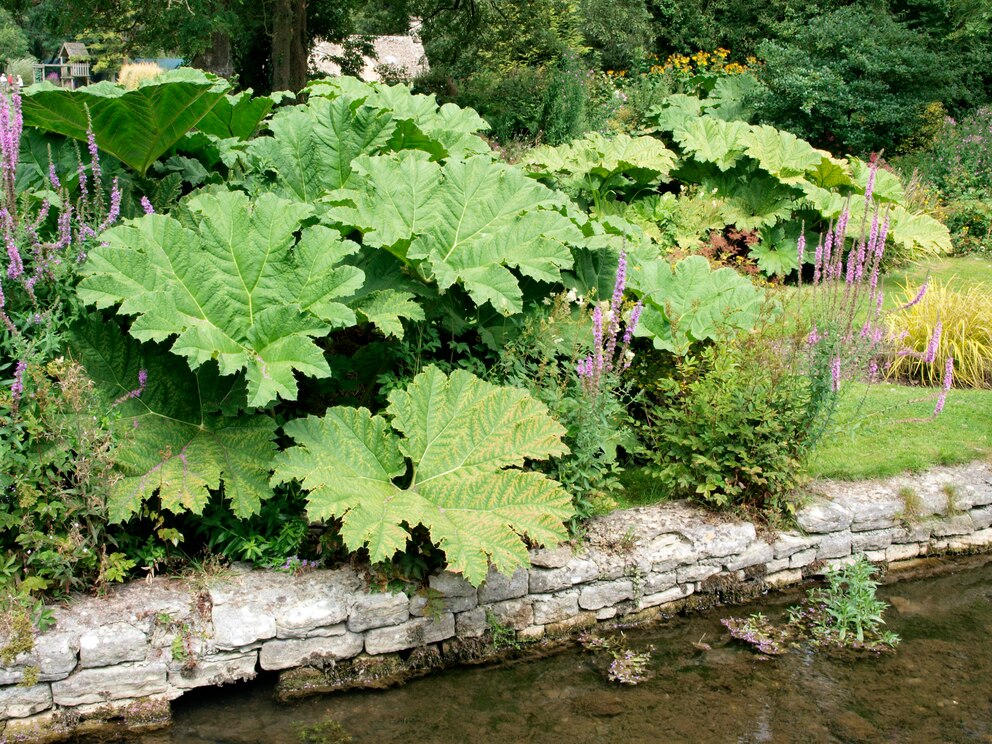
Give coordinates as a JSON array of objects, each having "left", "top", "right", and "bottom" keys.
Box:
[
  {"left": 886, "top": 281, "right": 992, "bottom": 388},
  {"left": 117, "top": 61, "right": 164, "bottom": 90}
]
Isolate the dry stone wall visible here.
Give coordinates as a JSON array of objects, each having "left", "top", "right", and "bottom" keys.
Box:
[{"left": 2, "top": 462, "right": 991, "bottom": 741}]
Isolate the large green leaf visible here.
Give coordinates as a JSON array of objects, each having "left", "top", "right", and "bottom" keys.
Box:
[
  {"left": 77, "top": 190, "right": 364, "bottom": 407},
  {"left": 329, "top": 153, "right": 581, "bottom": 314},
  {"left": 21, "top": 69, "right": 230, "bottom": 175},
  {"left": 196, "top": 89, "right": 275, "bottom": 140},
  {"left": 71, "top": 318, "right": 278, "bottom": 522},
  {"left": 248, "top": 95, "right": 395, "bottom": 201},
  {"left": 523, "top": 132, "right": 676, "bottom": 191},
  {"left": 308, "top": 77, "right": 492, "bottom": 159},
  {"left": 631, "top": 255, "right": 764, "bottom": 355},
  {"left": 673, "top": 117, "right": 750, "bottom": 171},
  {"left": 273, "top": 366, "right": 572, "bottom": 585},
  {"left": 745, "top": 125, "right": 823, "bottom": 184}
]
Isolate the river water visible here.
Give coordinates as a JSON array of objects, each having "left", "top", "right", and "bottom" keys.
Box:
[{"left": 116, "top": 557, "right": 992, "bottom": 744}]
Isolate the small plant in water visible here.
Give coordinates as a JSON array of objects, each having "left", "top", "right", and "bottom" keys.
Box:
[
  {"left": 720, "top": 613, "right": 789, "bottom": 656},
  {"left": 797, "top": 557, "right": 900, "bottom": 650},
  {"left": 723, "top": 556, "right": 899, "bottom": 655},
  {"left": 579, "top": 631, "right": 654, "bottom": 685}
]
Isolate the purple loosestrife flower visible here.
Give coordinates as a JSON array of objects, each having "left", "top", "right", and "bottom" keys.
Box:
[
  {"left": 87, "top": 127, "right": 101, "bottom": 185},
  {"left": 140, "top": 196, "right": 155, "bottom": 215},
  {"left": 830, "top": 356, "right": 841, "bottom": 392},
  {"left": 934, "top": 357, "right": 953, "bottom": 415},
  {"left": 113, "top": 368, "right": 148, "bottom": 405},
  {"left": 48, "top": 162, "right": 61, "bottom": 190},
  {"left": 605, "top": 252, "right": 627, "bottom": 363},
  {"left": 924, "top": 321, "right": 942, "bottom": 365},
  {"left": 98, "top": 178, "right": 122, "bottom": 232},
  {"left": 796, "top": 231, "right": 806, "bottom": 280},
  {"left": 11, "top": 359, "right": 26, "bottom": 402},
  {"left": 900, "top": 281, "right": 928, "bottom": 311}
]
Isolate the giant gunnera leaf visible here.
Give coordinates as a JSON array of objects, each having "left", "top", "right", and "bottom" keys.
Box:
[
  {"left": 329, "top": 152, "right": 582, "bottom": 315},
  {"left": 630, "top": 255, "right": 764, "bottom": 355},
  {"left": 22, "top": 69, "right": 230, "bottom": 175},
  {"left": 77, "top": 189, "right": 365, "bottom": 407},
  {"left": 272, "top": 366, "right": 574, "bottom": 585},
  {"left": 71, "top": 318, "right": 278, "bottom": 522}
]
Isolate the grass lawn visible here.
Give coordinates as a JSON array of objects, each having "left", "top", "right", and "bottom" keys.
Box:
[{"left": 807, "top": 382, "right": 992, "bottom": 480}]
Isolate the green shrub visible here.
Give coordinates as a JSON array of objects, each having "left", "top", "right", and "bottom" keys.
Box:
[
  {"left": 638, "top": 338, "right": 815, "bottom": 517},
  {"left": 916, "top": 107, "right": 992, "bottom": 202},
  {"left": 753, "top": 5, "right": 960, "bottom": 156},
  {"left": 0, "top": 357, "right": 120, "bottom": 595},
  {"left": 942, "top": 200, "right": 992, "bottom": 256}
]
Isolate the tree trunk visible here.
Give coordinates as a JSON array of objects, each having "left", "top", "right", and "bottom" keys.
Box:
[
  {"left": 271, "top": 0, "right": 309, "bottom": 92},
  {"left": 192, "top": 31, "right": 234, "bottom": 79}
]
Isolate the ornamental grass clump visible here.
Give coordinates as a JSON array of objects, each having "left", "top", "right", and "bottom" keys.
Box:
[{"left": 885, "top": 281, "right": 991, "bottom": 389}]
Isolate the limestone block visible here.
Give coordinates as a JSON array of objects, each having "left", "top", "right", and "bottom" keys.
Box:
[
  {"left": 211, "top": 604, "right": 277, "bottom": 650},
  {"left": 429, "top": 571, "right": 477, "bottom": 598},
  {"left": 455, "top": 608, "right": 488, "bottom": 639},
  {"left": 796, "top": 499, "right": 853, "bottom": 534},
  {"left": 679, "top": 520, "right": 756, "bottom": 560},
  {"left": 0, "top": 631, "right": 78, "bottom": 685},
  {"left": 275, "top": 598, "right": 349, "bottom": 640},
  {"left": 643, "top": 571, "right": 676, "bottom": 595},
  {"left": 725, "top": 541, "right": 774, "bottom": 571},
  {"left": 0, "top": 683, "right": 52, "bottom": 719},
  {"left": 532, "top": 592, "right": 579, "bottom": 625},
  {"left": 971, "top": 506, "right": 992, "bottom": 530},
  {"left": 51, "top": 662, "right": 169, "bottom": 707},
  {"left": 643, "top": 533, "right": 694, "bottom": 573},
  {"left": 364, "top": 614, "right": 455, "bottom": 655},
  {"left": 892, "top": 522, "right": 932, "bottom": 544},
  {"left": 168, "top": 651, "right": 257, "bottom": 690},
  {"left": 843, "top": 491, "right": 903, "bottom": 532},
  {"left": 528, "top": 558, "right": 598, "bottom": 594},
  {"left": 765, "top": 558, "right": 790, "bottom": 574},
  {"left": 347, "top": 591, "right": 410, "bottom": 633},
  {"left": 815, "top": 531, "right": 852, "bottom": 560},
  {"left": 579, "top": 579, "right": 634, "bottom": 611},
  {"left": 482, "top": 598, "right": 534, "bottom": 631},
  {"left": 410, "top": 591, "right": 476, "bottom": 617},
  {"left": 789, "top": 548, "right": 818, "bottom": 569},
  {"left": 639, "top": 584, "right": 693, "bottom": 610},
  {"left": 886, "top": 543, "right": 920, "bottom": 562},
  {"left": 677, "top": 564, "right": 720, "bottom": 584},
  {"left": 930, "top": 513, "right": 975, "bottom": 537},
  {"left": 517, "top": 625, "right": 545, "bottom": 642},
  {"left": 595, "top": 607, "right": 618, "bottom": 620},
  {"left": 260, "top": 633, "right": 364, "bottom": 671},
  {"left": 850, "top": 527, "right": 900, "bottom": 553},
  {"left": 529, "top": 545, "right": 574, "bottom": 569},
  {"left": 79, "top": 623, "right": 148, "bottom": 668},
  {"left": 764, "top": 569, "right": 803, "bottom": 588},
  {"left": 772, "top": 531, "right": 817, "bottom": 559},
  {"left": 477, "top": 567, "right": 529, "bottom": 604}
]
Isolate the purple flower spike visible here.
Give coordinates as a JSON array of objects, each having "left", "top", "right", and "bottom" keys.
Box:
[
  {"left": 900, "top": 281, "right": 928, "bottom": 311},
  {"left": 11, "top": 359, "right": 27, "bottom": 401},
  {"left": 924, "top": 321, "right": 942, "bottom": 365},
  {"left": 830, "top": 356, "right": 841, "bottom": 392},
  {"left": 140, "top": 196, "right": 155, "bottom": 215},
  {"left": 934, "top": 357, "right": 953, "bottom": 415}
]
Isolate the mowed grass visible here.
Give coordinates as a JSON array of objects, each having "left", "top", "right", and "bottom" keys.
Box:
[{"left": 807, "top": 382, "right": 992, "bottom": 480}]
